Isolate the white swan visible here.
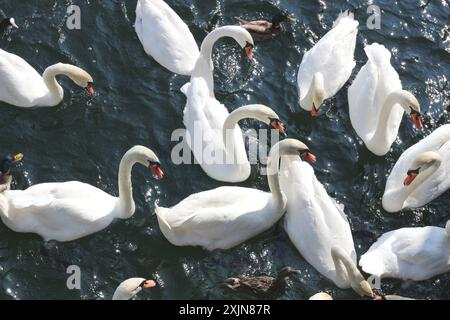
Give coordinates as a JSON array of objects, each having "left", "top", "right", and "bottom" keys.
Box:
[
  {"left": 112, "top": 278, "right": 156, "bottom": 300},
  {"left": 297, "top": 11, "right": 358, "bottom": 116},
  {"left": 359, "top": 221, "right": 450, "bottom": 281},
  {"left": 0, "top": 49, "right": 94, "bottom": 107},
  {"left": 382, "top": 124, "right": 450, "bottom": 212},
  {"left": 187, "top": 25, "right": 254, "bottom": 98},
  {"left": 309, "top": 292, "right": 333, "bottom": 300},
  {"left": 0, "top": 146, "right": 163, "bottom": 242},
  {"left": 280, "top": 157, "right": 372, "bottom": 296},
  {"left": 183, "top": 77, "right": 285, "bottom": 183},
  {"left": 135, "top": 0, "right": 199, "bottom": 75},
  {"left": 348, "top": 43, "right": 423, "bottom": 156},
  {"left": 155, "top": 139, "right": 316, "bottom": 251}
]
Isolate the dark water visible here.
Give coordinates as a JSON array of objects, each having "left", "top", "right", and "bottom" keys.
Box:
[{"left": 0, "top": 0, "right": 449, "bottom": 300}]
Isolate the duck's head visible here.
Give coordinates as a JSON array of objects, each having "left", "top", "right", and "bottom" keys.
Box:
[
  {"left": 1, "top": 17, "right": 18, "bottom": 33},
  {"left": 271, "top": 13, "right": 295, "bottom": 27},
  {"left": 278, "top": 267, "right": 301, "bottom": 278},
  {"left": 0, "top": 153, "right": 23, "bottom": 174}
]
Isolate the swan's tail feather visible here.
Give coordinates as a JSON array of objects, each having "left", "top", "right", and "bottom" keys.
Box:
[
  {"left": 155, "top": 207, "right": 172, "bottom": 231},
  {"left": 180, "top": 82, "right": 191, "bottom": 96},
  {"left": 332, "top": 10, "right": 355, "bottom": 28},
  {"left": 364, "top": 43, "right": 391, "bottom": 66}
]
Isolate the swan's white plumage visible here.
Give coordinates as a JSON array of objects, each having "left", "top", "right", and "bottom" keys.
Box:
[
  {"left": 297, "top": 11, "right": 358, "bottom": 110},
  {"left": 135, "top": 0, "right": 199, "bottom": 75},
  {"left": 348, "top": 43, "right": 404, "bottom": 155},
  {"left": 156, "top": 187, "right": 280, "bottom": 251},
  {"left": 382, "top": 124, "right": 450, "bottom": 212},
  {"left": 113, "top": 278, "right": 146, "bottom": 300},
  {"left": 183, "top": 77, "right": 250, "bottom": 182},
  {"left": 0, "top": 49, "right": 54, "bottom": 107},
  {"left": 280, "top": 156, "right": 356, "bottom": 289},
  {"left": 359, "top": 224, "right": 450, "bottom": 281},
  {"left": 0, "top": 182, "right": 117, "bottom": 242}
]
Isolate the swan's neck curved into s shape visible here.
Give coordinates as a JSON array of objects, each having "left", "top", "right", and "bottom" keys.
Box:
[
  {"left": 369, "top": 91, "right": 404, "bottom": 152},
  {"left": 42, "top": 64, "right": 67, "bottom": 105},
  {"left": 193, "top": 27, "right": 244, "bottom": 97},
  {"left": 116, "top": 152, "right": 137, "bottom": 219},
  {"left": 222, "top": 105, "right": 266, "bottom": 162}
]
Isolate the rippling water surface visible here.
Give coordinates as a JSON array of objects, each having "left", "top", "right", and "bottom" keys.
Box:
[{"left": 0, "top": 0, "right": 449, "bottom": 300}]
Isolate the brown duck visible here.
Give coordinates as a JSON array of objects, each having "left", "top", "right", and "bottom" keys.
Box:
[
  {"left": 235, "top": 13, "right": 295, "bottom": 42},
  {"left": 0, "top": 153, "right": 23, "bottom": 192},
  {"left": 225, "top": 267, "right": 301, "bottom": 299}
]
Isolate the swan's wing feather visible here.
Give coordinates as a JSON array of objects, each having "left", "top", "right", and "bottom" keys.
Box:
[
  {"left": 135, "top": 0, "right": 199, "bottom": 75},
  {"left": 298, "top": 14, "right": 358, "bottom": 102},
  {"left": 0, "top": 49, "right": 48, "bottom": 107}
]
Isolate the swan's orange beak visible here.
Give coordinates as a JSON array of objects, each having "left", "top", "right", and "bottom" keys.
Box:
[
  {"left": 304, "top": 152, "right": 317, "bottom": 163},
  {"left": 404, "top": 173, "right": 418, "bottom": 186},
  {"left": 311, "top": 104, "right": 319, "bottom": 117},
  {"left": 149, "top": 164, "right": 164, "bottom": 179},
  {"left": 270, "top": 120, "right": 286, "bottom": 135},
  {"left": 86, "top": 83, "right": 95, "bottom": 94},
  {"left": 143, "top": 280, "right": 156, "bottom": 289},
  {"left": 411, "top": 113, "right": 422, "bottom": 129},
  {"left": 244, "top": 44, "right": 254, "bottom": 61}
]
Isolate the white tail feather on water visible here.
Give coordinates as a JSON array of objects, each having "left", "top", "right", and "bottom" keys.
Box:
[{"left": 333, "top": 10, "right": 355, "bottom": 28}]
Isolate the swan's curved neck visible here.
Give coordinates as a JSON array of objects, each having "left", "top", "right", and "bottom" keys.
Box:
[
  {"left": 302, "top": 72, "right": 324, "bottom": 107},
  {"left": 331, "top": 247, "right": 361, "bottom": 287},
  {"left": 116, "top": 153, "right": 137, "bottom": 219},
  {"left": 42, "top": 64, "right": 70, "bottom": 104},
  {"left": 222, "top": 105, "right": 264, "bottom": 158},
  {"left": 266, "top": 148, "right": 286, "bottom": 210},
  {"left": 193, "top": 27, "right": 244, "bottom": 97},
  {"left": 370, "top": 91, "right": 404, "bottom": 147}
]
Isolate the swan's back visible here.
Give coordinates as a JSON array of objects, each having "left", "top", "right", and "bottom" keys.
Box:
[
  {"left": 0, "top": 49, "right": 48, "bottom": 107},
  {"left": 382, "top": 124, "right": 450, "bottom": 212},
  {"left": 0, "top": 181, "right": 118, "bottom": 241},
  {"left": 359, "top": 226, "right": 450, "bottom": 281},
  {"left": 348, "top": 43, "right": 403, "bottom": 143},
  {"left": 280, "top": 156, "right": 356, "bottom": 288},
  {"left": 135, "top": 0, "right": 199, "bottom": 75},
  {"left": 298, "top": 11, "right": 358, "bottom": 105},
  {"left": 156, "top": 186, "right": 276, "bottom": 250}
]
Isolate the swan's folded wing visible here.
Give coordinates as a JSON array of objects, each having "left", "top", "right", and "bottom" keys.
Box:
[{"left": 135, "top": 0, "right": 199, "bottom": 75}]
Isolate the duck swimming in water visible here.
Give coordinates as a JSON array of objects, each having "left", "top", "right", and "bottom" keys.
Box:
[
  {"left": 235, "top": 13, "right": 295, "bottom": 42},
  {"left": 225, "top": 267, "right": 301, "bottom": 299},
  {"left": 0, "top": 153, "right": 23, "bottom": 192}
]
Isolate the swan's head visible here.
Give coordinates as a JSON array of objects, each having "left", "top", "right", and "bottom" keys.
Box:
[
  {"left": 398, "top": 91, "right": 422, "bottom": 129},
  {"left": 310, "top": 73, "right": 325, "bottom": 117},
  {"left": 55, "top": 63, "right": 95, "bottom": 94},
  {"left": 403, "top": 151, "right": 441, "bottom": 186},
  {"left": 127, "top": 145, "right": 164, "bottom": 179},
  {"left": 232, "top": 26, "right": 255, "bottom": 60},
  {"left": 353, "top": 280, "right": 375, "bottom": 298},
  {"left": 112, "top": 278, "right": 156, "bottom": 300},
  {"left": 240, "top": 105, "right": 286, "bottom": 136},
  {"left": 275, "top": 138, "right": 317, "bottom": 163},
  {"left": 0, "top": 153, "right": 23, "bottom": 174},
  {"left": 309, "top": 292, "right": 333, "bottom": 300},
  {"left": 1, "top": 18, "right": 18, "bottom": 31}
]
